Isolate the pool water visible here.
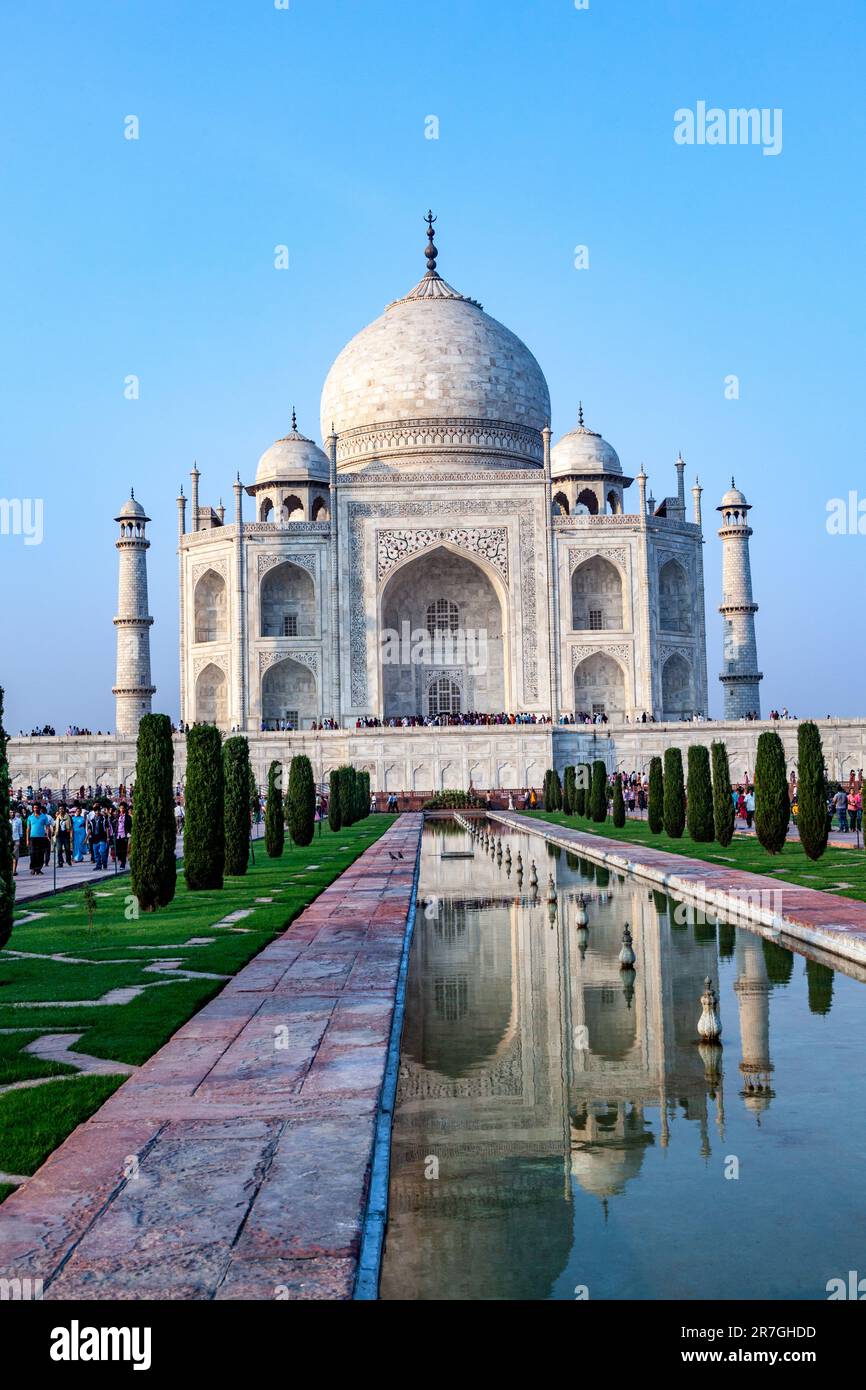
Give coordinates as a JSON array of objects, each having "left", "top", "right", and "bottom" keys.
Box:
[{"left": 379, "top": 820, "right": 866, "bottom": 1301}]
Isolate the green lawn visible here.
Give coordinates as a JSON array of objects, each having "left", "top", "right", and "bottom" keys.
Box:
[
  {"left": 0, "top": 816, "right": 394, "bottom": 1192},
  {"left": 524, "top": 811, "right": 866, "bottom": 901}
]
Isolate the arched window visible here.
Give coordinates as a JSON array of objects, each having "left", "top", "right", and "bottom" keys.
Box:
[
  {"left": 279, "top": 495, "right": 304, "bottom": 523},
  {"left": 426, "top": 598, "right": 459, "bottom": 638},
  {"left": 575, "top": 488, "right": 599, "bottom": 515},
  {"left": 553, "top": 491, "right": 570, "bottom": 516},
  {"left": 311, "top": 496, "right": 329, "bottom": 521},
  {"left": 607, "top": 490, "right": 621, "bottom": 515},
  {"left": 659, "top": 559, "right": 692, "bottom": 632},
  {"left": 259, "top": 496, "right": 275, "bottom": 524},
  {"left": 194, "top": 569, "right": 227, "bottom": 644},
  {"left": 428, "top": 677, "right": 461, "bottom": 717}
]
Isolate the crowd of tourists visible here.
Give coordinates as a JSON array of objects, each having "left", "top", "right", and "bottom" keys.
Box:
[
  {"left": 354, "top": 711, "right": 553, "bottom": 729},
  {"left": 9, "top": 797, "right": 135, "bottom": 877}
]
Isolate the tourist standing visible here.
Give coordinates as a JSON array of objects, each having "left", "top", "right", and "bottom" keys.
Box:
[
  {"left": 53, "top": 803, "right": 73, "bottom": 867},
  {"left": 9, "top": 807, "right": 23, "bottom": 876},
  {"left": 71, "top": 805, "right": 87, "bottom": 861},
  {"left": 26, "top": 801, "right": 52, "bottom": 875},
  {"left": 89, "top": 805, "right": 110, "bottom": 870},
  {"left": 114, "top": 801, "right": 131, "bottom": 870},
  {"left": 833, "top": 787, "right": 848, "bottom": 832},
  {"left": 744, "top": 789, "right": 755, "bottom": 830}
]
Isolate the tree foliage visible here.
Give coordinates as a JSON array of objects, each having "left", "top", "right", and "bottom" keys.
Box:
[
  {"left": 612, "top": 774, "right": 626, "bottom": 828},
  {"left": 796, "top": 721, "right": 829, "bottom": 861},
  {"left": 686, "top": 745, "right": 714, "bottom": 842},
  {"left": 130, "top": 713, "right": 177, "bottom": 912},
  {"left": 590, "top": 760, "right": 608, "bottom": 823},
  {"left": 711, "top": 740, "right": 734, "bottom": 848},
  {"left": 0, "top": 688, "right": 15, "bottom": 946},
  {"left": 754, "top": 730, "right": 790, "bottom": 854},
  {"left": 647, "top": 756, "right": 664, "bottom": 834},
  {"left": 265, "top": 759, "right": 285, "bottom": 859},
  {"left": 223, "top": 736, "right": 251, "bottom": 875},
  {"left": 287, "top": 754, "right": 316, "bottom": 847},
  {"left": 662, "top": 748, "right": 685, "bottom": 839},
  {"left": 184, "top": 724, "right": 225, "bottom": 889}
]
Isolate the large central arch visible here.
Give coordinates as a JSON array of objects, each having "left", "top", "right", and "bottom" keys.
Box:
[{"left": 380, "top": 546, "right": 507, "bottom": 719}]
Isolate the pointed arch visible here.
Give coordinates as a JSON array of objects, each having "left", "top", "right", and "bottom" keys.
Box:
[
  {"left": 659, "top": 559, "right": 692, "bottom": 632},
  {"left": 571, "top": 556, "right": 624, "bottom": 631},
  {"left": 195, "top": 662, "right": 228, "bottom": 726},
  {"left": 260, "top": 561, "right": 316, "bottom": 637},
  {"left": 194, "top": 568, "right": 227, "bottom": 643},
  {"left": 661, "top": 652, "right": 694, "bottom": 719},
  {"left": 573, "top": 651, "right": 626, "bottom": 719},
  {"left": 261, "top": 657, "right": 317, "bottom": 729}
]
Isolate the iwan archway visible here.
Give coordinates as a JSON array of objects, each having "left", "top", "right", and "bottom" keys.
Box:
[{"left": 379, "top": 546, "right": 508, "bottom": 720}]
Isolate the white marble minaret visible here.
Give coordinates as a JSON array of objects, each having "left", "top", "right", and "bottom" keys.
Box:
[
  {"left": 113, "top": 491, "right": 155, "bottom": 737},
  {"left": 718, "top": 480, "right": 762, "bottom": 719}
]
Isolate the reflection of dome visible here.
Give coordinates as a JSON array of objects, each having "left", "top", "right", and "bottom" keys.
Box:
[
  {"left": 569, "top": 1104, "right": 652, "bottom": 1199},
  {"left": 320, "top": 216, "right": 550, "bottom": 470},
  {"left": 255, "top": 416, "right": 329, "bottom": 484},
  {"left": 551, "top": 410, "right": 621, "bottom": 478}
]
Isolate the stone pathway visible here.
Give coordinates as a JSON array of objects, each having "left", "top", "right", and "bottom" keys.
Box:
[
  {"left": 0, "top": 814, "right": 421, "bottom": 1301},
  {"left": 491, "top": 811, "right": 866, "bottom": 969},
  {"left": 12, "top": 826, "right": 266, "bottom": 906}
]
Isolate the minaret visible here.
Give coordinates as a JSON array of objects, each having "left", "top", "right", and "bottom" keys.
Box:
[
  {"left": 113, "top": 491, "right": 155, "bottom": 737},
  {"left": 717, "top": 479, "right": 762, "bottom": 719}
]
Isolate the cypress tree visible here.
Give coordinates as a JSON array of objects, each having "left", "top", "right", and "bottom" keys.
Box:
[
  {"left": 265, "top": 759, "right": 285, "bottom": 858},
  {"left": 360, "top": 770, "right": 371, "bottom": 816},
  {"left": 288, "top": 755, "right": 316, "bottom": 846},
  {"left": 562, "top": 765, "right": 575, "bottom": 816},
  {"left": 612, "top": 773, "right": 626, "bottom": 828},
  {"left": 328, "top": 768, "right": 343, "bottom": 831},
  {"left": 574, "top": 763, "right": 589, "bottom": 818},
  {"left": 662, "top": 748, "right": 685, "bottom": 838},
  {"left": 184, "top": 724, "right": 225, "bottom": 889},
  {"left": 223, "top": 736, "right": 251, "bottom": 875},
  {"left": 797, "top": 721, "right": 829, "bottom": 861},
  {"left": 0, "top": 688, "right": 15, "bottom": 947},
  {"left": 686, "top": 745, "right": 714, "bottom": 842},
  {"left": 590, "top": 760, "right": 607, "bottom": 823},
  {"left": 754, "top": 730, "right": 790, "bottom": 854},
  {"left": 647, "top": 756, "right": 664, "bottom": 834},
  {"left": 130, "top": 713, "right": 177, "bottom": 912},
  {"left": 248, "top": 764, "right": 261, "bottom": 824},
  {"left": 711, "top": 740, "right": 735, "bottom": 848}
]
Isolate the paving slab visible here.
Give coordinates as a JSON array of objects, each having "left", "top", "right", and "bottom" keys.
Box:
[{"left": 0, "top": 815, "right": 421, "bottom": 1300}]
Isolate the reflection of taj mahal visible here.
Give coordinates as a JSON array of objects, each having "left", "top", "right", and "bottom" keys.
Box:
[{"left": 165, "top": 216, "right": 763, "bottom": 736}]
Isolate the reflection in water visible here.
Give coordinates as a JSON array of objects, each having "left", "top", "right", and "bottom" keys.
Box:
[{"left": 380, "top": 821, "right": 863, "bottom": 1301}]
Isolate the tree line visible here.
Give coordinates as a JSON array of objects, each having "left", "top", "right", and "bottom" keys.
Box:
[{"left": 542, "top": 722, "right": 831, "bottom": 860}]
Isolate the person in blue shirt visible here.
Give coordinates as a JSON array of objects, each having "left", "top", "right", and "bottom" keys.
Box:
[{"left": 26, "top": 803, "right": 52, "bottom": 875}]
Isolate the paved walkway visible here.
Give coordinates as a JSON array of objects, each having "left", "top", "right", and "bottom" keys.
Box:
[
  {"left": 13, "top": 827, "right": 266, "bottom": 905},
  {"left": 490, "top": 811, "right": 866, "bottom": 970},
  {"left": 0, "top": 814, "right": 422, "bottom": 1300}
]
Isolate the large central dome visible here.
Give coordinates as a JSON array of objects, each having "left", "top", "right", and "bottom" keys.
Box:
[{"left": 320, "top": 215, "right": 550, "bottom": 471}]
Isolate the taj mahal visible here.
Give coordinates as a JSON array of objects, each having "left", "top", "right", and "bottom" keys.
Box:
[
  {"left": 13, "top": 216, "right": 866, "bottom": 793},
  {"left": 167, "top": 214, "right": 757, "bottom": 735}
]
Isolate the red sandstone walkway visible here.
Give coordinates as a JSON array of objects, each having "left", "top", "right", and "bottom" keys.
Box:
[
  {"left": 0, "top": 814, "right": 422, "bottom": 1301},
  {"left": 490, "top": 811, "right": 866, "bottom": 970}
]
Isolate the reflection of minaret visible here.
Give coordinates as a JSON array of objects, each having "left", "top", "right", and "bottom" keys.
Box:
[
  {"left": 113, "top": 491, "right": 155, "bottom": 737},
  {"left": 718, "top": 480, "right": 762, "bottom": 718},
  {"left": 734, "top": 935, "right": 774, "bottom": 1115}
]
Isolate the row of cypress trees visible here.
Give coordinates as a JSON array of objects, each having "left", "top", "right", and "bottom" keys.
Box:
[
  {"left": 328, "top": 765, "right": 371, "bottom": 831},
  {"left": 128, "top": 717, "right": 322, "bottom": 910}
]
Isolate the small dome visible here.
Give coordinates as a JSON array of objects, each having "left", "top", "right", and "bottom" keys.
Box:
[
  {"left": 719, "top": 479, "right": 748, "bottom": 509},
  {"left": 116, "top": 492, "right": 147, "bottom": 521},
  {"left": 551, "top": 412, "right": 622, "bottom": 478},
  {"left": 255, "top": 417, "right": 329, "bottom": 485}
]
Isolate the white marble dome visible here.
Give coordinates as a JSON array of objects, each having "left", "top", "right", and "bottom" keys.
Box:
[
  {"left": 320, "top": 234, "right": 550, "bottom": 469},
  {"left": 116, "top": 492, "right": 148, "bottom": 521},
  {"left": 551, "top": 415, "right": 622, "bottom": 478},
  {"left": 255, "top": 421, "right": 329, "bottom": 485}
]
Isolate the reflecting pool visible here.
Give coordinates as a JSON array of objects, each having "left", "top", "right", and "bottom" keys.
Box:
[{"left": 379, "top": 820, "right": 866, "bottom": 1300}]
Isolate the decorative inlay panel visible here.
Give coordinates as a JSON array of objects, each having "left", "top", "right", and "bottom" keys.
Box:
[
  {"left": 257, "top": 649, "right": 320, "bottom": 677},
  {"left": 567, "top": 545, "right": 628, "bottom": 575},
  {"left": 570, "top": 643, "right": 631, "bottom": 668},
  {"left": 255, "top": 551, "right": 318, "bottom": 579},
  {"left": 192, "top": 558, "right": 229, "bottom": 586},
  {"left": 192, "top": 653, "right": 228, "bottom": 679},
  {"left": 376, "top": 527, "right": 508, "bottom": 583}
]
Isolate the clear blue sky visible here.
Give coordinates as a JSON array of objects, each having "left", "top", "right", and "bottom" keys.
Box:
[{"left": 1, "top": 0, "right": 864, "bottom": 732}]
